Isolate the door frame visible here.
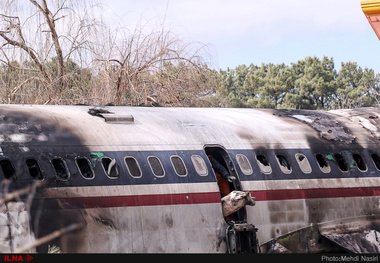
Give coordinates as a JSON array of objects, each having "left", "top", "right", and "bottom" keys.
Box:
[{"left": 204, "top": 144, "right": 247, "bottom": 223}]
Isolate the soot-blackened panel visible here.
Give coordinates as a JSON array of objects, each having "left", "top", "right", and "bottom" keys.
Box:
[
  {"left": 0, "top": 107, "right": 90, "bottom": 253},
  {"left": 276, "top": 110, "right": 355, "bottom": 144},
  {"left": 0, "top": 109, "right": 85, "bottom": 148}
]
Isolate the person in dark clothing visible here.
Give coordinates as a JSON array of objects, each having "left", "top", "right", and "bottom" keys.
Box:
[{"left": 208, "top": 155, "right": 236, "bottom": 183}]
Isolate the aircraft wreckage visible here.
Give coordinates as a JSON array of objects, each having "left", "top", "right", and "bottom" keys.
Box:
[{"left": 0, "top": 105, "right": 380, "bottom": 253}]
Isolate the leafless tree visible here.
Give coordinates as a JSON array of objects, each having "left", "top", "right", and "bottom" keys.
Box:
[
  {"left": 0, "top": 0, "right": 102, "bottom": 103},
  {"left": 94, "top": 18, "right": 214, "bottom": 106},
  {"left": 0, "top": 0, "right": 215, "bottom": 106}
]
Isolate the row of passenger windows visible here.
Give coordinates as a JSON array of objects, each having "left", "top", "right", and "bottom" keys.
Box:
[
  {"left": 247, "top": 152, "right": 380, "bottom": 175},
  {"left": 0, "top": 154, "right": 209, "bottom": 181},
  {"left": 1, "top": 151, "right": 379, "bottom": 181}
]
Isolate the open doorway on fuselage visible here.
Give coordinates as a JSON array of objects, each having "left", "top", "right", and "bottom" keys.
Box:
[{"left": 204, "top": 145, "right": 247, "bottom": 223}]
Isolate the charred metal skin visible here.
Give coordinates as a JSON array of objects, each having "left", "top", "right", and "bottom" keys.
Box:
[{"left": 1, "top": 104, "right": 380, "bottom": 252}]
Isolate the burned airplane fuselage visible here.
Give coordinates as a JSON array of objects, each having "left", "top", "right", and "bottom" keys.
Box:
[{"left": 1, "top": 104, "right": 380, "bottom": 253}]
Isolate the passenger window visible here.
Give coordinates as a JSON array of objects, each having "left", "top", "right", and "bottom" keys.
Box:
[
  {"left": 170, "top": 156, "right": 187, "bottom": 177},
  {"left": 256, "top": 154, "right": 272, "bottom": 174},
  {"left": 191, "top": 155, "right": 208, "bottom": 176},
  {"left": 316, "top": 154, "right": 331, "bottom": 173},
  {"left": 148, "top": 156, "right": 165, "bottom": 177},
  {"left": 51, "top": 157, "right": 70, "bottom": 180},
  {"left": 125, "top": 156, "right": 142, "bottom": 178},
  {"left": 0, "top": 159, "right": 15, "bottom": 179},
  {"left": 236, "top": 154, "right": 253, "bottom": 175},
  {"left": 76, "top": 157, "right": 94, "bottom": 179},
  {"left": 295, "top": 153, "right": 312, "bottom": 174},
  {"left": 26, "top": 158, "right": 44, "bottom": 180},
  {"left": 334, "top": 153, "right": 348, "bottom": 172},
  {"left": 101, "top": 157, "right": 119, "bottom": 178},
  {"left": 352, "top": 154, "right": 367, "bottom": 172},
  {"left": 276, "top": 154, "right": 292, "bottom": 174},
  {"left": 371, "top": 153, "right": 380, "bottom": 170}
]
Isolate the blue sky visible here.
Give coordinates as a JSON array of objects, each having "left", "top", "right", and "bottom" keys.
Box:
[{"left": 101, "top": 0, "right": 380, "bottom": 73}]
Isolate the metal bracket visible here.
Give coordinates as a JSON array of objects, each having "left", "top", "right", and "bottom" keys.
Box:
[{"left": 226, "top": 223, "right": 259, "bottom": 253}]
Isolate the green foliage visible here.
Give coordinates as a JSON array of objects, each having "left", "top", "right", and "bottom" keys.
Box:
[
  {"left": 0, "top": 55, "right": 378, "bottom": 109},
  {"left": 0, "top": 57, "right": 95, "bottom": 104},
  {"left": 215, "top": 56, "right": 380, "bottom": 110},
  {"left": 335, "top": 62, "right": 377, "bottom": 109}
]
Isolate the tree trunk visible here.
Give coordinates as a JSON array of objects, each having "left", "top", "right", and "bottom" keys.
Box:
[{"left": 31, "top": 0, "right": 64, "bottom": 92}]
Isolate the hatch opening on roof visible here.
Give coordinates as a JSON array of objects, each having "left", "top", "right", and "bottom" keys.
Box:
[{"left": 88, "top": 108, "right": 134, "bottom": 124}]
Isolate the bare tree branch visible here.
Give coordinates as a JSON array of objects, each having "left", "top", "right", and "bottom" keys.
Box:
[
  {"left": 30, "top": 0, "right": 64, "bottom": 90},
  {"left": 0, "top": 31, "right": 50, "bottom": 82}
]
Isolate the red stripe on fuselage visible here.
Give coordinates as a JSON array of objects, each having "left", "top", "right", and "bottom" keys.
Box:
[
  {"left": 252, "top": 186, "right": 380, "bottom": 201},
  {"left": 50, "top": 186, "right": 380, "bottom": 209}
]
